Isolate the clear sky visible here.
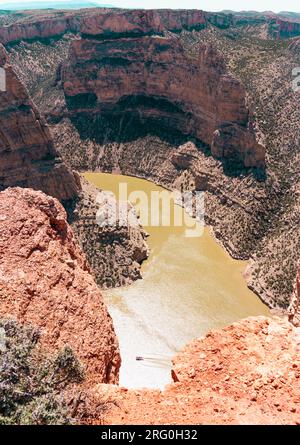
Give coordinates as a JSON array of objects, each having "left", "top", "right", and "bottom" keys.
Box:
[{"left": 0, "top": 0, "right": 299, "bottom": 13}]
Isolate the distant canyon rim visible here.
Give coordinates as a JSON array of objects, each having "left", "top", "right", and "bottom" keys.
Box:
[{"left": 0, "top": 7, "right": 299, "bottom": 424}]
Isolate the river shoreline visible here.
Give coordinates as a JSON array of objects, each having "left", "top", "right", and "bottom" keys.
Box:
[{"left": 84, "top": 171, "right": 270, "bottom": 389}]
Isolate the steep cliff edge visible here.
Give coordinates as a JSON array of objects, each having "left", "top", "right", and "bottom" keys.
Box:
[
  {"left": 0, "top": 44, "right": 79, "bottom": 202},
  {"left": 1, "top": 185, "right": 299, "bottom": 424},
  {"left": 0, "top": 187, "right": 120, "bottom": 383},
  {"left": 62, "top": 35, "right": 264, "bottom": 168},
  {"left": 85, "top": 316, "right": 300, "bottom": 424}
]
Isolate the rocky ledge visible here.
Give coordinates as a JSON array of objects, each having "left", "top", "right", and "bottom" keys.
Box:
[
  {"left": 0, "top": 187, "right": 120, "bottom": 383},
  {"left": 87, "top": 316, "right": 300, "bottom": 425},
  {"left": 62, "top": 35, "right": 265, "bottom": 168}
]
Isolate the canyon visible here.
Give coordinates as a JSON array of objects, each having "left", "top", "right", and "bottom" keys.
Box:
[
  {"left": 7, "top": 7, "right": 298, "bottom": 313},
  {"left": 85, "top": 172, "right": 269, "bottom": 389},
  {"left": 0, "top": 7, "right": 300, "bottom": 425}
]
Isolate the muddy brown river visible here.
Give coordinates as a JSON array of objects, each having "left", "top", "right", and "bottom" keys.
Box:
[{"left": 84, "top": 172, "right": 269, "bottom": 389}]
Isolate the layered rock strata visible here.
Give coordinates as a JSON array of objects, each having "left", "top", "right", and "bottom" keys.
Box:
[
  {"left": 1, "top": 9, "right": 300, "bottom": 46},
  {"left": 0, "top": 44, "right": 79, "bottom": 201},
  {"left": 0, "top": 187, "right": 120, "bottom": 383},
  {"left": 62, "top": 35, "right": 265, "bottom": 168}
]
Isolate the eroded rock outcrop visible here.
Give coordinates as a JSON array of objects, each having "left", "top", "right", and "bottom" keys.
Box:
[
  {"left": 79, "top": 9, "right": 207, "bottom": 38},
  {"left": 0, "top": 187, "right": 120, "bottom": 383},
  {"left": 68, "top": 178, "right": 149, "bottom": 289},
  {"left": 0, "top": 44, "right": 79, "bottom": 201},
  {"left": 0, "top": 44, "right": 148, "bottom": 289},
  {"left": 0, "top": 9, "right": 215, "bottom": 45},
  {"left": 87, "top": 316, "right": 300, "bottom": 425},
  {"left": 62, "top": 35, "right": 265, "bottom": 167}
]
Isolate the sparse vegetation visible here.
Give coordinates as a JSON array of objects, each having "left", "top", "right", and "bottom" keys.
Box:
[{"left": 0, "top": 318, "right": 84, "bottom": 425}]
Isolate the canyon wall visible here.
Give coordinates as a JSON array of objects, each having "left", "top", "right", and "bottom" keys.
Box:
[
  {"left": 0, "top": 44, "right": 148, "bottom": 288},
  {"left": 289, "top": 38, "right": 300, "bottom": 53},
  {"left": 3, "top": 9, "right": 299, "bottom": 306},
  {"left": 0, "top": 9, "right": 213, "bottom": 44},
  {"left": 0, "top": 44, "right": 79, "bottom": 201},
  {"left": 0, "top": 9, "right": 299, "bottom": 46},
  {"left": 0, "top": 187, "right": 120, "bottom": 383},
  {"left": 62, "top": 35, "right": 265, "bottom": 168}
]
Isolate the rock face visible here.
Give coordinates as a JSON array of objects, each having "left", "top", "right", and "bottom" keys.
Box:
[
  {"left": 1, "top": 9, "right": 299, "bottom": 46},
  {"left": 0, "top": 10, "right": 81, "bottom": 44},
  {"left": 88, "top": 316, "right": 300, "bottom": 425},
  {"left": 68, "top": 178, "right": 149, "bottom": 289},
  {"left": 0, "top": 44, "right": 148, "bottom": 289},
  {"left": 0, "top": 187, "right": 120, "bottom": 383},
  {"left": 62, "top": 35, "right": 265, "bottom": 168},
  {"left": 79, "top": 8, "right": 207, "bottom": 37},
  {"left": 0, "top": 44, "right": 79, "bottom": 201}
]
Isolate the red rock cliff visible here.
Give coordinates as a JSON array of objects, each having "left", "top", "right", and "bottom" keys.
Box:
[
  {"left": 0, "top": 187, "right": 120, "bottom": 383},
  {"left": 0, "top": 9, "right": 299, "bottom": 45},
  {"left": 0, "top": 44, "right": 79, "bottom": 201},
  {"left": 62, "top": 35, "right": 265, "bottom": 167},
  {"left": 0, "top": 9, "right": 209, "bottom": 45}
]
